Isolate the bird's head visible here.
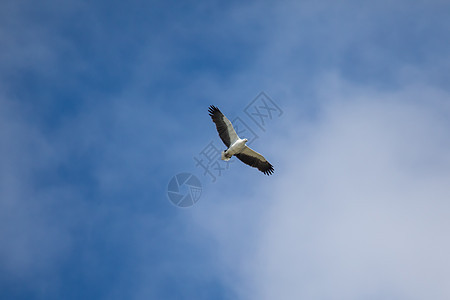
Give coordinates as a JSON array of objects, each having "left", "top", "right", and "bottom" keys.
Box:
[{"left": 243, "top": 138, "right": 248, "bottom": 143}]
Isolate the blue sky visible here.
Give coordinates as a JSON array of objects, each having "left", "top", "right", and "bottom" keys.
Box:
[{"left": 1, "top": 0, "right": 450, "bottom": 299}]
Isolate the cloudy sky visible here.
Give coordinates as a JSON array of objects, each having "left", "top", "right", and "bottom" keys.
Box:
[{"left": 1, "top": 0, "right": 450, "bottom": 299}]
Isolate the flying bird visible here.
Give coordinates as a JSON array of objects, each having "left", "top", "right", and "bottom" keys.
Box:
[{"left": 208, "top": 105, "right": 274, "bottom": 175}]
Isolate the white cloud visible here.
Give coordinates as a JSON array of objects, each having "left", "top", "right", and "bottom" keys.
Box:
[
  {"left": 193, "top": 76, "right": 450, "bottom": 299},
  {"left": 1, "top": 1, "right": 449, "bottom": 298}
]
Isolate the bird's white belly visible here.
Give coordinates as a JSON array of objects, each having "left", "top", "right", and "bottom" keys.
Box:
[{"left": 226, "top": 139, "right": 246, "bottom": 155}]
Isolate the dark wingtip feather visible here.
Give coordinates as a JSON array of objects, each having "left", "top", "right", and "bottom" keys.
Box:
[
  {"left": 208, "top": 105, "right": 220, "bottom": 117},
  {"left": 263, "top": 164, "right": 274, "bottom": 176}
]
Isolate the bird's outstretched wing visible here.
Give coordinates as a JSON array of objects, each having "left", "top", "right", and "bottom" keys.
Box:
[
  {"left": 235, "top": 146, "right": 274, "bottom": 175},
  {"left": 208, "top": 105, "right": 239, "bottom": 147}
]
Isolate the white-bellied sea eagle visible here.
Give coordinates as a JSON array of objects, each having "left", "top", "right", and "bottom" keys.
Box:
[{"left": 208, "top": 105, "right": 274, "bottom": 175}]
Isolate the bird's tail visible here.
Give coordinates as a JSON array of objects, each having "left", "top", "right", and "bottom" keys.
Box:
[{"left": 221, "top": 150, "right": 230, "bottom": 161}]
